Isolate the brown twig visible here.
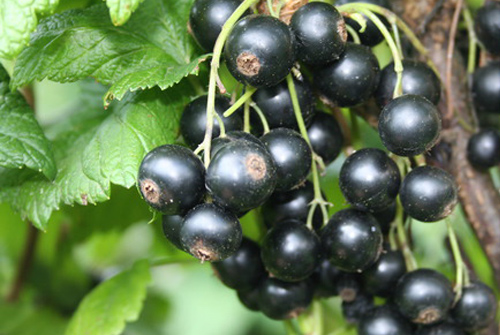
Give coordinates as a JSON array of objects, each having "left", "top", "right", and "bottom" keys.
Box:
[{"left": 445, "top": 0, "right": 463, "bottom": 121}]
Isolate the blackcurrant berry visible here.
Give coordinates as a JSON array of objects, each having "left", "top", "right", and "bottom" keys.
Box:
[
  {"left": 378, "top": 95, "right": 441, "bottom": 157},
  {"left": 162, "top": 214, "right": 184, "bottom": 250},
  {"left": 312, "top": 258, "right": 341, "bottom": 297},
  {"left": 339, "top": 148, "right": 401, "bottom": 212},
  {"left": 261, "top": 181, "right": 323, "bottom": 230},
  {"left": 415, "top": 322, "right": 465, "bottom": 335},
  {"left": 212, "top": 237, "right": 265, "bottom": 291},
  {"left": 358, "top": 305, "right": 413, "bottom": 335},
  {"left": 252, "top": 77, "right": 315, "bottom": 130},
  {"left": 314, "top": 42, "right": 380, "bottom": 107},
  {"left": 394, "top": 269, "right": 454, "bottom": 325},
  {"left": 180, "top": 203, "right": 242, "bottom": 262},
  {"left": 261, "top": 128, "right": 312, "bottom": 191},
  {"left": 237, "top": 287, "right": 261, "bottom": 311},
  {"left": 343, "top": 293, "right": 375, "bottom": 324},
  {"left": 206, "top": 139, "right": 277, "bottom": 213},
  {"left": 362, "top": 250, "right": 407, "bottom": 298},
  {"left": 180, "top": 95, "right": 243, "bottom": 149},
  {"left": 472, "top": 61, "right": 500, "bottom": 114},
  {"left": 210, "top": 130, "right": 263, "bottom": 157},
  {"left": 335, "top": 272, "right": 363, "bottom": 302},
  {"left": 451, "top": 281, "right": 497, "bottom": 331},
  {"left": 189, "top": 0, "right": 250, "bottom": 51},
  {"left": 475, "top": 2, "right": 500, "bottom": 55},
  {"left": 467, "top": 129, "right": 500, "bottom": 169},
  {"left": 224, "top": 15, "right": 296, "bottom": 88},
  {"left": 400, "top": 166, "right": 458, "bottom": 223},
  {"left": 290, "top": 2, "right": 347, "bottom": 65},
  {"left": 261, "top": 220, "right": 321, "bottom": 282},
  {"left": 138, "top": 144, "right": 205, "bottom": 215},
  {"left": 321, "top": 208, "right": 383, "bottom": 272},
  {"left": 370, "top": 202, "right": 397, "bottom": 235},
  {"left": 375, "top": 60, "right": 441, "bottom": 107},
  {"left": 258, "top": 277, "right": 314, "bottom": 320},
  {"left": 307, "top": 111, "right": 344, "bottom": 165}
]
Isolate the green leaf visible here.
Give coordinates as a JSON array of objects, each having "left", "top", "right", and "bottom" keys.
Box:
[
  {"left": 0, "top": 0, "right": 59, "bottom": 59},
  {"left": 0, "top": 67, "right": 56, "bottom": 180},
  {"left": 65, "top": 259, "right": 151, "bottom": 335},
  {"left": 0, "top": 83, "right": 189, "bottom": 230},
  {"left": 0, "top": 303, "right": 67, "bottom": 335},
  {"left": 106, "top": 0, "right": 145, "bottom": 26},
  {"left": 11, "top": 0, "right": 207, "bottom": 105}
]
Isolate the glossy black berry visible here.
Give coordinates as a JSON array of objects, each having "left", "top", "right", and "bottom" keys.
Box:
[
  {"left": 343, "top": 293, "right": 375, "bottom": 324},
  {"left": 258, "top": 277, "right": 314, "bottom": 320},
  {"left": 362, "top": 250, "right": 407, "bottom": 298},
  {"left": 475, "top": 2, "right": 500, "bottom": 55},
  {"left": 180, "top": 95, "right": 243, "bottom": 149},
  {"left": 358, "top": 305, "right": 413, "bottom": 335},
  {"left": 261, "top": 128, "right": 312, "bottom": 191},
  {"left": 472, "top": 62, "right": 500, "bottom": 114},
  {"left": 400, "top": 166, "right": 458, "bottom": 222},
  {"left": 307, "top": 112, "right": 344, "bottom": 165},
  {"left": 415, "top": 322, "right": 465, "bottom": 335},
  {"left": 224, "top": 15, "right": 296, "bottom": 88},
  {"left": 189, "top": 0, "right": 250, "bottom": 51},
  {"left": 312, "top": 258, "right": 341, "bottom": 297},
  {"left": 340, "top": 148, "right": 401, "bottom": 212},
  {"left": 314, "top": 43, "right": 380, "bottom": 107},
  {"left": 206, "top": 139, "right": 277, "bottom": 213},
  {"left": 210, "top": 130, "right": 263, "bottom": 157},
  {"left": 138, "top": 145, "right": 205, "bottom": 215},
  {"left": 252, "top": 77, "right": 315, "bottom": 130},
  {"left": 371, "top": 202, "right": 397, "bottom": 235},
  {"left": 180, "top": 203, "right": 242, "bottom": 262},
  {"left": 394, "top": 269, "right": 454, "bottom": 325},
  {"left": 376, "top": 60, "right": 441, "bottom": 107},
  {"left": 261, "top": 221, "right": 321, "bottom": 282},
  {"left": 212, "top": 237, "right": 265, "bottom": 291},
  {"left": 237, "top": 287, "right": 261, "bottom": 311},
  {"left": 378, "top": 95, "right": 441, "bottom": 157},
  {"left": 335, "top": 272, "right": 363, "bottom": 302},
  {"left": 162, "top": 215, "right": 184, "bottom": 250},
  {"left": 451, "top": 281, "right": 497, "bottom": 331},
  {"left": 467, "top": 129, "right": 500, "bottom": 169},
  {"left": 290, "top": 2, "right": 347, "bottom": 65},
  {"left": 261, "top": 181, "right": 323, "bottom": 230},
  {"left": 321, "top": 208, "right": 383, "bottom": 272}
]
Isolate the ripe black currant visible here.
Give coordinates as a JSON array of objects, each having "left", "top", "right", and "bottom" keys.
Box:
[
  {"left": 394, "top": 269, "right": 454, "bottom": 325},
  {"left": 335, "top": 272, "right": 363, "bottom": 302},
  {"left": 415, "top": 322, "right": 465, "bottom": 335},
  {"left": 321, "top": 208, "right": 383, "bottom": 272},
  {"left": 362, "top": 250, "right": 407, "bottom": 298},
  {"left": 237, "top": 287, "right": 261, "bottom": 311},
  {"left": 252, "top": 77, "right": 315, "bottom": 130},
  {"left": 314, "top": 42, "right": 380, "bottom": 107},
  {"left": 162, "top": 214, "right": 184, "bottom": 250},
  {"left": 210, "top": 130, "right": 263, "bottom": 157},
  {"left": 472, "top": 61, "right": 500, "bottom": 114},
  {"left": 312, "top": 258, "right": 341, "bottom": 297},
  {"left": 339, "top": 148, "right": 401, "bottom": 212},
  {"left": 467, "top": 129, "right": 500, "bottom": 169},
  {"left": 358, "top": 305, "right": 413, "bottom": 335},
  {"left": 261, "top": 128, "right": 312, "bottom": 191},
  {"left": 189, "top": 0, "right": 250, "bottom": 51},
  {"left": 370, "top": 202, "right": 397, "bottom": 235},
  {"left": 180, "top": 95, "right": 243, "bottom": 149},
  {"left": 378, "top": 95, "right": 441, "bottom": 157},
  {"left": 342, "top": 293, "right": 375, "bottom": 324},
  {"left": 290, "top": 2, "right": 347, "bottom": 65},
  {"left": 307, "top": 111, "right": 344, "bottom": 165},
  {"left": 375, "top": 60, "right": 441, "bottom": 107},
  {"left": 400, "top": 166, "right": 458, "bottom": 222},
  {"left": 206, "top": 139, "right": 277, "bottom": 213},
  {"left": 475, "top": 2, "right": 500, "bottom": 55},
  {"left": 137, "top": 144, "right": 205, "bottom": 215},
  {"left": 224, "top": 15, "right": 296, "bottom": 88},
  {"left": 451, "top": 281, "right": 497, "bottom": 331},
  {"left": 258, "top": 277, "right": 314, "bottom": 320},
  {"left": 180, "top": 203, "right": 242, "bottom": 262},
  {"left": 212, "top": 237, "right": 265, "bottom": 291},
  {"left": 261, "top": 221, "right": 321, "bottom": 282}
]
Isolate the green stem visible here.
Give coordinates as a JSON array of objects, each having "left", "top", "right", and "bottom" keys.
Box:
[
  {"left": 463, "top": 6, "right": 477, "bottom": 75},
  {"left": 345, "top": 24, "right": 361, "bottom": 44},
  {"left": 223, "top": 87, "right": 257, "bottom": 117},
  {"left": 396, "top": 198, "right": 418, "bottom": 271},
  {"left": 214, "top": 112, "right": 226, "bottom": 137},
  {"left": 149, "top": 255, "right": 199, "bottom": 267},
  {"left": 244, "top": 100, "right": 251, "bottom": 133},
  {"left": 446, "top": 218, "right": 470, "bottom": 301},
  {"left": 349, "top": 111, "right": 362, "bottom": 150},
  {"left": 389, "top": 220, "right": 398, "bottom": 251},
  {"left": 250, "top": 102, "right": 271, "bottom": 134},
  {"left": 202, "top": 0, "right": 259, "bottom": 168}
]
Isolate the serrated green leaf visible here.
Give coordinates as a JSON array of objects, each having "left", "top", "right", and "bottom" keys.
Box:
[
  {"left": 106, "top": 0, "right": 145, "bottom": 26},
  {"left": 65, "top": 259, "right": 151, "bottom": 335},
  {"left": 0, "top": 67, "right": 56, "bottom": 180},
  {"left": 0, "top": 0, "right": 59, "bottom": 59},
  {"left": 11, "top": 0, "right": 207, "bottom": 105},
  {"left": 0, "top": 83, "right": 189, "bottom": 230}
]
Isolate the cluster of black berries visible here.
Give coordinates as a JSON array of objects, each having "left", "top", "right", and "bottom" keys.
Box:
[{"left": 136, "top": 0, "right": 499, "bottom": 332}]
